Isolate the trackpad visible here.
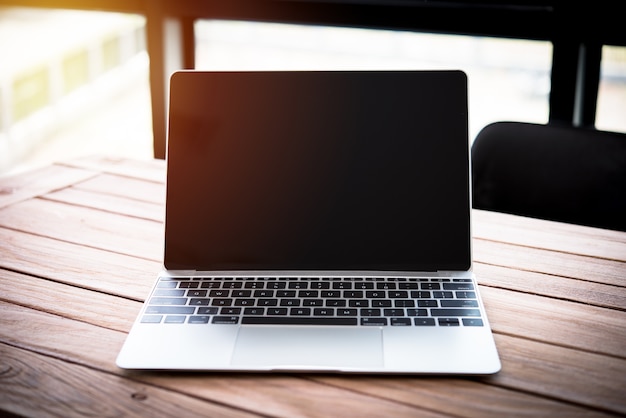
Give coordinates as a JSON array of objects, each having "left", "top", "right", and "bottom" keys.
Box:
[{"left": 231, "top": 326, "right": 383, "bottom": 371}]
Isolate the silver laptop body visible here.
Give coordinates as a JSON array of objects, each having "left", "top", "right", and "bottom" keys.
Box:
[{"left": 116, "top": 70, "right": 501, "bottom": 374}]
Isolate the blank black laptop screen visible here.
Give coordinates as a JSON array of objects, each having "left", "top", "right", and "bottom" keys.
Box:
[{"left": 164, "top": 71, "right": 470, "bottom": 272}]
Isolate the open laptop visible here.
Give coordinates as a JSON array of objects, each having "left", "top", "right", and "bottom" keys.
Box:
[{"left": 116, "top": 70, "right": 501, "bottom": 374}]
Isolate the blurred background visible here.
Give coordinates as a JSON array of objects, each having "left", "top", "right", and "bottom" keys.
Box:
[{"left": 1, "top": 6, "right": 624, "bottom": 176}]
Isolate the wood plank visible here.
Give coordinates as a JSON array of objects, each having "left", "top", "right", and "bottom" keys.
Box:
[
  {"left": 490, "top": 333, "right": 626, "bottom": 416},
  {"left": 0, "top": 343, "right": 260, "bottom": 418},
  {"left": 313, "top": 374, "right": 615, "bottom": 418},
  {"left": 60, "top": 156, "right": 166, "bottom": 184},
  {"left": 0, "top": 164, "right": 96, "bottom": 209},
  {"left": 474, "top": 238, "right": 626, "bottom": 288},
  {"left": 474, "top": 262, "right": 626, "bottom": 310},
  {"left": 0, "top": 198, "right": 162, "bottom": 261},
  {"left": 318, "top": 332, "right": 626, "bottom": 416},
  {"left": 0, "top": 277, "right": 626, "bottom": 416},
  {"left": 73, "top": 172, "right": 166, "bottom": 205},
  {"left": 473, "top": 209, "right": 626, "bottom": 262},
  {"left": 0, "top": 227, "right": 158, "bottom": 300},
  {"left": 43, "top": 186, "right": 164, "bottom": 222},
  {"left": 2, "top": 300, "right": 623, "bottom": 417},
  {"left": 0, "top": 269, "right": 141, "bottom": 332},
  {"left": 481, "top": 286, "right": 626, "bottom": 359},
  {"left": 0, "top": 302, "right": 444, "bottom": 418}
]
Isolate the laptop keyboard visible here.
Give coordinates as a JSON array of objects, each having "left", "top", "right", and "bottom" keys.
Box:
[{"left": 141, "top": 277, "right": 484, "bottom": 327}]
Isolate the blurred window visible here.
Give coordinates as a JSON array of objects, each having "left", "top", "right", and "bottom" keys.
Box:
[
  {"left": 0, "top": 7, "right": 152, "bottom": 175},
  {"left": 195, "top": 20, "right": 553, "bottom": 141},
  {"left": 597, "top": 45, "right": 626, "bottom": 133}
]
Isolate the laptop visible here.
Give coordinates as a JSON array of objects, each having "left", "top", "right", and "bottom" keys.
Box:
[{"left": 116, "top": 70, "right": 501, "bottom": 374}]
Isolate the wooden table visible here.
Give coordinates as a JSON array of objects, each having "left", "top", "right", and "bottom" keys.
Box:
[{"left": 1, "top": 156, "right": 625, "bottom": 417}]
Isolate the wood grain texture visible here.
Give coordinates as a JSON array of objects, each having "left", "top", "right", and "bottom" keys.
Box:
[
  {"left": 2, "top": 158, "right": 625, "bottom": 418},
  {"left": 0, "top": 302, "right": 445, "bottom": 418},
  {"left": 0, "top": 198, "right": 162, "bottom": 261},
  {"left": 0, "top": 164, "right": 96, "bottom": 209},
  {"left": 0, "top": 343, "right": 260, "bottom": 418},
  {"left": 0, "top": 227, "right": 157, "bottom": 300},
  {"left": 473, "top": 209, "right": 626, "bottom": 262}
]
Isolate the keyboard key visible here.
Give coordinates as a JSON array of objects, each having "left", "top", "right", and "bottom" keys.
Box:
[
  {"left": 377, "top": 282, "right": 396, "bottom": 290},
  {"left": 197, "top": 307, "right": 219, "bottom": 315},
  {"left": 289, "top": 282, "right": 308, "bottom": 289},
  {"left": 310, "top": 282, "right": 331, "bottom": 289},
  {"left": 430, "top": 309, "right": 481, "bottom": 317},
  {"left": 349, "top": 300, "right": 369, "bottom": 307},
  {"left": 398, "top": 283, "right": 418, "bottom": 289},
  {"left": 277, "top": 290, "right": 296, "bottom": 298},
  {"left": 333, "top": 282, "right": 352, "bottom": 289},
  {"left": 232, "top": 290, "right": 252, "bottom": 297},
  {"left": 187, "top": 290, "right": 208, "bottom": 297},
  {"left": 321, "top": 291, "right": 341, "bottom": 298},
  {"left": 443, "top": 283, "right": 474, "bottom": 291},
  {"left": 244, "top": 281, "right": 264, "bottom": 289},
  {"left": 291, "top": 308, "right": 311, "bottom": 316},
  {"left": 267, "top": 282, "right": 287, "bottom": 289},
  {"left": 365, "top": 291, "right": 385, "bottom": 298},
  {"left": 164, "top": 315, "right": 186, "bottom": 324},
  {"left": 354, "top": 282, "right": 374, "bottom": 289},
  {"left": 343, "top": 291, "right": 363, "bottom": 298},
  {"left": 299, "top": 290, "right": 319, "bottom": 298},
  {"left": 211, "top": 299, "right": 233, "bottom": 307},
  {"left": 337, "top": 309, "right": 357, "bottom": 316},
  {"left": 258, "top": 299, "right": 278, "bottom": 306},
  {"left": 221, "top": 307, "right": 242, "bottom": 315},
  {"left": 254, "top": 290, "right": 274, "bottom": 297},
  {"left": 242, "top": 317, "right": 357, "bottom": 325},
  {"left": 188, "top": 316, "right": 211, "bottom": 324},
  {"left": 438, "top": 318, "right": 460, "bottom": 326},
  {"left": 314, "top": 308, "right": 335, "bottom": 316},
  {"left": 420, "top": 283, "right": 441, "bottom": 290},
  {"left": 326, "top": 299, "right": 347, "bottom": 307},
  {"left": 410, "top": 291, "right": 431, "bottom": 298},
  {"left": 212, "top": 316, "right": 239, "bottom": 324},
  {"left": 243, "top": 307, "right": 265, "bottom": 315},
  {"left": 456, "top": 291, "right": 477, "bottom": 299},
  {"left": 462, "top": 318, "right": 484, "bottom": 327},
  {"left": 267, "top": 308, "right": 288, "bottom": 315},
  {"left": 222, "top": 282, "right": 243, "bottom": 289},
  {"left": 361, "top": 308, "right": 381, "bottom": 316},
  {"left": 189, "top": 298, "right": 210, "bottom": 306},
  {"left": 234, "top": 299, "right": 255, "bottom": 306},
  {"left": 440, "top": 300, "right": 479, "bottom": 308},
  {"left": 414, "top": 318, "right": 436, "bottom": 326},
  {"left": 407, "top": 309, "right": 428, "bottom": 317},
  {"left": 145, "top": 306, "right": 195, "bottom": 314},
  {"left": 391, "top": 318, "right": 412, "bottom": 326},
  {"left": 432, "top": 291, "right": 454, "bottom": 299},
  {"left": 361, "top": 317, "right": 387, "bottom": 326},
  {"left": 149, "top": 297, "right": 188, "bottom": 305},
  {"left": 179, "top": 282, "right": 199, "bottom": 289},
  {"left": 141, "top": 315, "right": 163, "bottom": 323},
  {"left": 417, "top": 300, "right": 438, "bottom": 307},
  {"left": 383, "top": 309, "right": 405, "bottom": 317},
  {"left": 209, "top": 290, "right": 229, "bottom": 297},
  {"left": 156, "top": 281, "right": 178, "bottom": 288},
  {"left": 388, "top": 291, "right": 408, "bottom": 298},
  {"left": 154, "top": 289, "right": 185, "bottom": 296},
  {"left": 394, "top": 300, "right": 415, "bottom": 308}
]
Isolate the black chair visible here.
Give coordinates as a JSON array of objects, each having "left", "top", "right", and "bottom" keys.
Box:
[{"left": 471, "top": 121, "right": 626, "bottom": 231}]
